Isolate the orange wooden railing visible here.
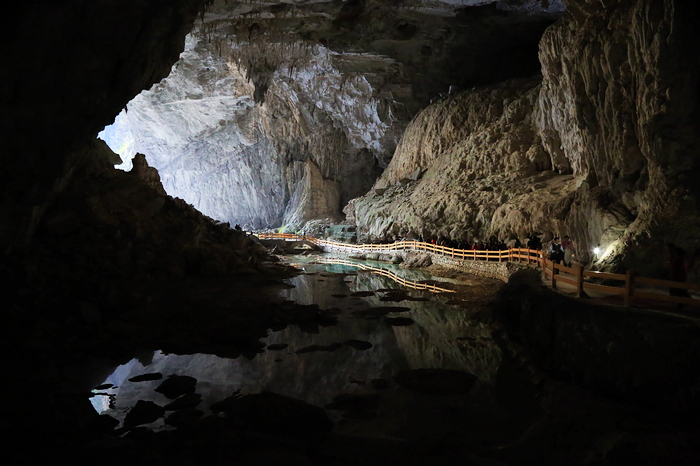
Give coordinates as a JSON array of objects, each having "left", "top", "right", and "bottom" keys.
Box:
[{"left": 252, "top": 232, "right": 699, "bottom": 308}]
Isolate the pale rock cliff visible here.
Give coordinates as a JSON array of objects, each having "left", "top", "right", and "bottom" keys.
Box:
[{"left": 113, "top": 37, "right": 392, "bottom": 229}]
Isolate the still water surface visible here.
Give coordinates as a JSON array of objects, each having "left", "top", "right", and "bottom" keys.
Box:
[{"left": 90, "top": 255, "right": 539, "bottom": 445}]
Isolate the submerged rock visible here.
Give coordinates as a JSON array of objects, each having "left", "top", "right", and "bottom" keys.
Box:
[
  {"left": 154, "top": 375, "right": 197, "bottom": 399},
  {"left": 384, "top": 317, "right": 415, "bottom": 327},
  {"left": 349, "top": 291, "right": 375, "bottom": 297},
  {"left": 266, "top": 344, "right": 289, "bottom": 351},
  {"left": 163, "top": 393, "right": 201, "bottom": 411},
  {"left": 124, "top": 400, "right": 165, "bottom": 427},
  {"left": 295, "top": 343, "right": 343, "bottom": 354},
  {"left": 394, "top": 369, "right": 477, "bottom": 395},
  {"left": 128, "top": 372, "right": 163, "bottom": 383},
  {"left": 351, "top": 306, "right": 411, "bottom": 319},
  {"left": 343, "top": 339, "right": 373, "bottom": 350}
]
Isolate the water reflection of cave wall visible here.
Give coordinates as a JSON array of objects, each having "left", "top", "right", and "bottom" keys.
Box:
[{"left": 351, "top": 272, "right": 503, "bottom": 383}]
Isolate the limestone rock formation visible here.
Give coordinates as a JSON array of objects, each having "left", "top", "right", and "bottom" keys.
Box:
[
  {"left": 101, "top": 0, "right": 561, "bottom": 231},
  {"left": 351, "top": 0, "right": 700, "bottom": 274}
]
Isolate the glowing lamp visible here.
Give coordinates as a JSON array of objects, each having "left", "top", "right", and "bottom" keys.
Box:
[{"left": 593, "top": 246, "right": 601, "bottom": 255}]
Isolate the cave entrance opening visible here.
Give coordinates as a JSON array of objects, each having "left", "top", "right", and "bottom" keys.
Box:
[{"left": 99, "top": 109, "right": 136, "bottom": 171}]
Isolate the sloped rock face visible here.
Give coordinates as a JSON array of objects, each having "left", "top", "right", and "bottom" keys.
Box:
[
  {"left": 351, "top": 0, "right": 700, "bottom": 272},
  {"left": 349, "top": 78, "right": 585, "bottom": 244}
]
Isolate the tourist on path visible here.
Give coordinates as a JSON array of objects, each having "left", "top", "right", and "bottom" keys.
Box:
[{"left": 561, "top": 235, "right": 574, "bottom": 266}]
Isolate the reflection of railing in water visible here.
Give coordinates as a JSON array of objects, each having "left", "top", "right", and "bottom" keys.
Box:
[
  {"left": 311, "top": 257, "right": 456, "bottom": 294},
  {"left": 254, "top": 232, "right": 700, "bottom": 308}
]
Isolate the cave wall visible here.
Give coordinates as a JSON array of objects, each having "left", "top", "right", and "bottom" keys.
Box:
[
  {"left": 536, "top": 0, "right": 700, "bottom": 271},
  {"left": 0, "top": 0, "right": 207, "bottom": 244},
  {"left": 103, "top": 0, "right": 561, "bottom": 231},
  {"left": 115, "top": 36, "right": 394, "bottom": 230},
  {"left": 351, "top": 0, "right": 700, "bottom": 273}
]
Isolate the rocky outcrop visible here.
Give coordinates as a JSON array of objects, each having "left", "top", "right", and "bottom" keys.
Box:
[
  {"left": 349, "top": 77, "right": 584, "bottom": 244},
  {"left": 351, "top": 0, "right": 700, "bottom": 274},
  {"left": 535, "top": 0, "right": 700, "bottom": 274}
]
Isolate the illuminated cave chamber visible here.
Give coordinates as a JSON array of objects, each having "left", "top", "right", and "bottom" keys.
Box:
[{"left": 99, "top": 0, "right": 562, "bottom": 231}]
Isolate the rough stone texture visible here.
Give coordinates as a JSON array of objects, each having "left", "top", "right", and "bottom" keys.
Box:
[
  {"left": 283, "top": 160, "right": 342, "bottom": 228},
  {"left": 535, "top": 0, "right": 700, "bottom": 275},
  {"left": 131, "top": 154, "right": 167, "bottom": 196},
  {"left": 99, "top": 0, "right": 562, "bottom": 231},
  {"left": 430, "top": 254, "right": 519, "bottom": 282},
  {"left": 351, "top": 0, "right": 700, "bottom": 275},
  {"left": 115, "top": 37, "right": 390, "bottom": 229},
  {"left": 349, "top": 78, "right": 586, "bottom": 246}
]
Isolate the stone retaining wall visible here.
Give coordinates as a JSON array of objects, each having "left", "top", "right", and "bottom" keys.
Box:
[{"left": 430, "top": 254, "right": 522, "bottom": 282}]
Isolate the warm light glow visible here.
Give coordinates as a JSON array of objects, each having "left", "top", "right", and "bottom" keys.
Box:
[{"left": 593, "top": 247, "right": 601, "bottom": 255}]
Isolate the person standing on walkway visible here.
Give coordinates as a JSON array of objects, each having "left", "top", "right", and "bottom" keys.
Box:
[
  {"left": 550, "top": 237, "right": 564, "bottom": 264},
  {"left": 561, "top": 235, "right": 574, "bottom": 266}
]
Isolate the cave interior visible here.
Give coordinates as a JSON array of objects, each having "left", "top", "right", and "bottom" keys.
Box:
[{"left": 3, "top": 0, "right": 700, "bottom": 464}]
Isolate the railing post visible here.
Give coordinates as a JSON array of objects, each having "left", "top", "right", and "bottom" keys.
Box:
[
  {"left": 551, "top": 260, "right": 557, "bottom": 289},
  {"left": 576, "top": 263, "right": 584, "bottom": 298},
  {"left": 624, "top": 269, "right": 634, "bottom": 307}
]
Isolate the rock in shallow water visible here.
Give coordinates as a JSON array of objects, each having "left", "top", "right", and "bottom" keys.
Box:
[
  {"left": 351, "top": 306, "right": 411, "bottom": 319},
  {"left": 124, "top": 400, "right": 165, "bottom": 427},
  {"left": 394, "top": 369, "right": 477, "bottom": 395},
  {"left": 266, "top": 343, "right": 289, "bottom": 351},
  {"left": 343, "top": 339, "right": 373, "bottom": 350},
  {"left": 128, "top": 372, "right": 163, "bottom": 383},
  {"left": 295, "top": 343, "right": 343, "bottom": 354},
  {"left": 384, "top": 317, "right": 415, "bottom": 327},
  {"left": 154, "top": 375, "right": 197, "bottom": 399},
  {"left": 164, "top": 393, "right": 201, "bottom": 411}
]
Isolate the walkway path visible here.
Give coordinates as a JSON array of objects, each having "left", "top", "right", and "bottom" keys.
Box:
[{"left": 253, "top": 232, "right": 700, "bottom": 313}]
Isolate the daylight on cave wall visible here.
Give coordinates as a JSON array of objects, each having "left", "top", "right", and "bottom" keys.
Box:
[{"left": 4, "top": 0, "right": 700, "bottom": 464}]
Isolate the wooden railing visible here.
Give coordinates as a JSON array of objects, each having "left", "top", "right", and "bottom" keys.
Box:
[
  {"left": 542, "top": 257, "right": 700, "bottom": 308},
  {"left": 253, "top": 232, "right": 700, "bottom": 308},
  {"left": 254, "top": 232, "right": 540, "bottom": 263}
]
